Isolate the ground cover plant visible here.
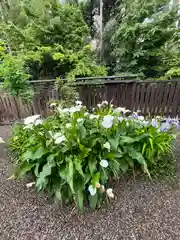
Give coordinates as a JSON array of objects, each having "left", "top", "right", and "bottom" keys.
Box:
[{"left": 9, "top": 101, "right": 178, "bottom": 211}]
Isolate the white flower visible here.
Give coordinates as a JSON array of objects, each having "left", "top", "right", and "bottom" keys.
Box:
[
  {"left": 24, "top": 115, "right": 40, "bottom": 125},
  {"left": 89, "top": 114, "right": 99, "bottom": 120},
  {"left": 34, "top": 119, "right": 43, "bottom": 126},
  {"left": 100, "top": 159, "right": 109, "bottom": 168},
  {"left": 102, "top": 100, "right": 108, "bottom": 105},
  {"left": 66, "top": 123, "right": 71, "bottom": 128},
  {"left": 103, "top": 142, "right": 111, "bottom": 152},
  {"left": 26, "top": 182, "right": 35, "bottom": 188},
  {"left": 106, "top": 188, "right": 114, "bottom": 198},
  {"left": 110, "top": 104, "right": 113, "bottom": 108},
  {"left": 50, "top": 102, "right": 57, "bottom": 107},
  {"left": 84, "top": 112, "right": 89, "bottom": 116},
  {"left": 151, "top": 119, "right": 158, "bottom": 128},
  {"left": 77, "top": 118, "right": 83, "bottom": 123},
  {"left": 70, "top": 105, "right": 82, "bottom": 113},
  {"left": 53, "top": 132, "right": 63, "bottom": 139},
  {"left": 88, "top": 185, "right": 97, "bottom": 196},
  {"left": 0, "top": 137, "right": 4, "bottom": 143},
  {"left": 55, "top": 135, "right": 66, "bottom": 144},
  {"left": 138, "top": 116, "right": 144, "bottom": 121},
  {"left": 102, "top": 115, "right": 114, "bottom": 129},
  {"left": 97, "top": 103, "right": 102, "bottom": 108},
  {"left": 62, "top": 108, "right": 70, "bottom": 113},
  {"left": 118, "top": 117, "right": 124, "bottom": 122},
  {"left": 75, "top": 100, "right": 82, "bottom": 105}
]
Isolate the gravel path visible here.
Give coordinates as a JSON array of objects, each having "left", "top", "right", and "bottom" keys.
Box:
[{"left": 1, "top": 126, "right": 180, "bottom": 240}]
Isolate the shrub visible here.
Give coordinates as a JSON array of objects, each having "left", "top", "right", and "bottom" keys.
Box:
[{"left": 9, "top": 102, "right": 177, "bottom": 210}]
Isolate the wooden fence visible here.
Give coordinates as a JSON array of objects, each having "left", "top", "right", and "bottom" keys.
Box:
[{"left": 1, "top": 77, "right": 180, "bottom": 123}]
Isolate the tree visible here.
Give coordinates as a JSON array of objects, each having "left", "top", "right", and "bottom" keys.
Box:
[{"left": 108, "top": 0, "right": 179, "bottom": 77}]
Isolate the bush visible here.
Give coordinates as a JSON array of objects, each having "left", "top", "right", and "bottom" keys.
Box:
[{"left": 9, "top": 102, "right": 177, "bottom": 210}]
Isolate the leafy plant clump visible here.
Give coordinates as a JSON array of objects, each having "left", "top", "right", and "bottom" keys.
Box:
[{"left": 9, "top": 102, "right": 177, "bottom": 210}]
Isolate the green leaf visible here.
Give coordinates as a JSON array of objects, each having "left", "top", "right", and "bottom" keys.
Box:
[
  {"left": 16, "top": 162, "right": 34, "bottom": 178},
  {"left": 127, "top": 147, "right": 145, "bottom": 164},
  {"left": 125, "top": 155, "right": 134, "bottom": 168},
  {"left": 78, "top": 125, "right": 86, "bottom": 139},
  {"left": 119, "top": 159, "right": 129, "bottom": 172},
  {"left": 142, "top": 142, "right": 147, "bottom": 155},
  {"left": 66, "top": 159, "right": 74, "bottom": 193},
  {"left": 91, "top": 172, "right": 100, "bottom": 186},
  {"left": 88, "top": 157, "right": 97, "bottom": 176},
  {"left": 74, "top": 179, "right": 85, "bottom": 211},
  {"left": 108, "top": 138, "right": 119, "bottom": 151},
  {"left": 119, "top": 136, "right": 135, "bottom": 145},
  {"left": 21, "top": 150, "right": 33, "bottom": 161},
  {"left": 89, "top": 194, "right": 98, "bottom": 210},
  {"left": 74, "top": 157, "right": 84, "bottom": 177},
  {"left": 149, "top": 138, "right": 153, "bottom": 150},
  {"left": 34, "top": 163, "right": 40, "bottom": 177},
  {"left": 36, "top": 162, "right": 54, "bottom": 191},
  {"left": 32, "top": 146, "right": 47, "bottom": 160},
  {"left": 105, "top": 151, "right": 123, "bottom": 160},
  {"left": 59, "top": 165, "right": 66, "bottom": 180}
]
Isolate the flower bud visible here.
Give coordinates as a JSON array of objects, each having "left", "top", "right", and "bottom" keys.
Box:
[
  {"left": 96, "top": 183, "right": 101, "bottom": 188},
  {"left": 99, "top": 185, "right": 105, "bottom": 193}
]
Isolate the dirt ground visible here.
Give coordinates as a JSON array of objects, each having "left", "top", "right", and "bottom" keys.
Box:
[{"left": 1, "top": 125, "right": 180, "bottom": 240}]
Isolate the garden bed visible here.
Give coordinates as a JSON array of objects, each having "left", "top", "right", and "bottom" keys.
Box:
[{"left": 1, "top": 125, "right": 180, "bottom": 239}]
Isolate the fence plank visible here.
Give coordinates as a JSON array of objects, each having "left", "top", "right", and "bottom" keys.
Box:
[{"left": 1, "top": 79, "right": 180, "bottom": 123}]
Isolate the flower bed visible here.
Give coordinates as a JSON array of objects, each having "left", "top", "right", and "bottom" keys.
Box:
[{"left": 9, "top": 101, "right": 178, "bottom": 210}]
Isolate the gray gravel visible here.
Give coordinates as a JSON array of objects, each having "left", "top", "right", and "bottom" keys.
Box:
[{"left": 1, "top": 125, "right": 180, "bottom": 240}]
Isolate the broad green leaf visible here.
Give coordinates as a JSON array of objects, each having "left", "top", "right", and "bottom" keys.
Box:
[
  {"left": 36, "top": 162, "right": 54, "bottom": 191},
  {"left": 119, "top": 159, "right": 129, "bottom": 172},
  {"left": 74, "top": 158, "right": 84, "bottom": 177},
  {"left": 59, "top": 165, "right": 66, "bottom": 180},
  {"left": 119, "top": 136, "right": 135, "bottom": 145},
  {"left": 66, "top": 159, "right": 74, "bottom": 193},
  {"left": 32, "top": 147, "right": 47, "bottom": 160},
  {"left": 21, "top": 150, "right": 33, "bottom": 161},
  {"left": 127, "top": 147, "right": 145, "bottom": 164},
  {"left": 78, "top": 125, "right": 86, "bottom": 139},
  {"left": 75, "top": 188, "right": 84, "bottom": 211},
  {"left": 105, "top": 151, "right": 123, "bottom": 160},
  {"left": 88, "top": 158, "right": 97, "bottom": 176},
  {"left": 89, "top": 194, "right": 98, "bottom": 210},
  {"left": 15, "top": 162, "right": 34, "bottom": 178},
  {"left": 125, "top": 155, "right": 134, "bottom": 168},
  {"left": 108, "top": 138, "right": 119, "bottom": 151},
  {"left": 74, "top": 179, "right": 85, "bottom": 211},
  {"left": 89, "top": 128, "right": 98, "bottom": 135}
]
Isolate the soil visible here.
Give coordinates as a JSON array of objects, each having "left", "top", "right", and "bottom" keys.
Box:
[{"left": 1, "top": 125, "right": 180, "bottom": 240}]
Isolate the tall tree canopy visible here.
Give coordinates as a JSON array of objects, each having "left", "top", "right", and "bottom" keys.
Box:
[{"left": 105, "top": 0, "right": 179, "bottom": 77}]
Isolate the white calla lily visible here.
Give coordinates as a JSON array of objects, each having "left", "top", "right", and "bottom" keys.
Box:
[
  {"left": 106, "top": 188, "right": 114, "bottom": 198},
  {"left": 100, "top": 159, "right": 109, "bottom": 168},
  {"left": 88, "top": 185, "right": 97, "bottom": 196}
]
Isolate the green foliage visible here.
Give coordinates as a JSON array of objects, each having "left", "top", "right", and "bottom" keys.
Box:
[
  {"left": 0, "top": 48, "right": 33, "bottom": 100},
  {"left": 9, "top": 102, "right": 175, "bottom": 211},
  {"left": 0, "top": 0, "right": 107, "bottom": 98},
  {"left": 105, "top": 0, "right": 179, "bottom": 77}
]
